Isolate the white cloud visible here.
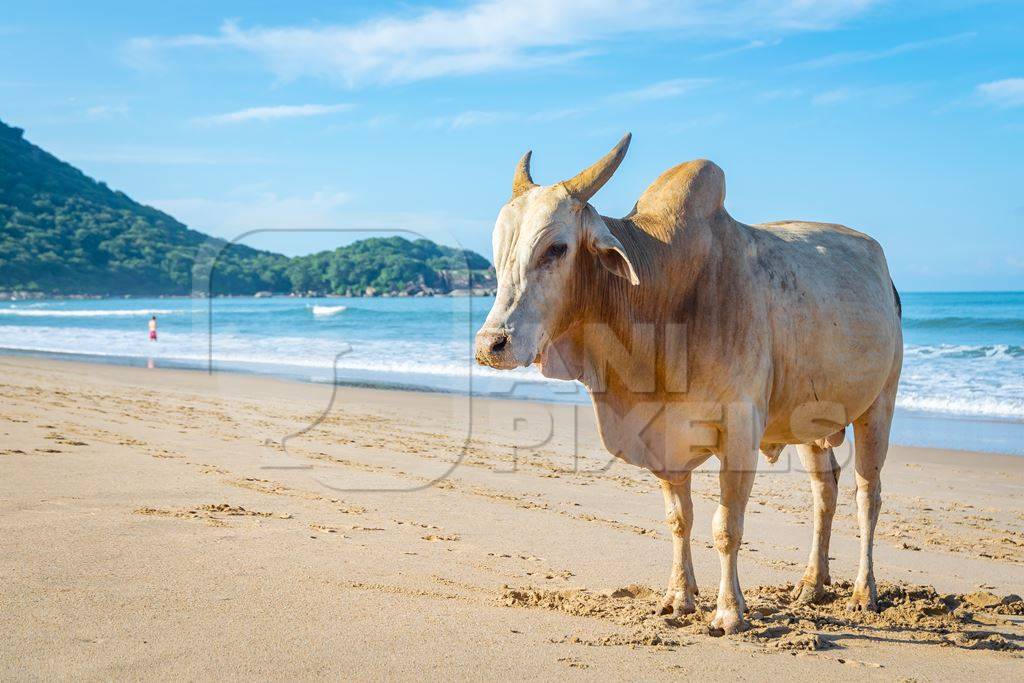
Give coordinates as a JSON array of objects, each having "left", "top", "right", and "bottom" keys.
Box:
[
  {"left": 664, "top": 112, "right": 728, "bottom": 132},
  {"left": 194, "top": 103, "right": 353, "bottom": 125},
  {"left": 66, "top": 148, "right": 266, "bottom": 165},
  {"left": 975, "top": 78, "right": 1024, "bottom": 109},
  {"left": 145, "top": 192, "right": 489, "bottom": 256},
  {"left": 126, "top": 1, "right": 881, "bottom": 86},
  {"left": 84, "top": 104, "right": 129, "bottom": 118},
  {"left": 427, "top": 77, "right": 708, "bottom": 130},
  {"left": 759, "top": 87, "right": 804, "bottom": 100},
  {"left": 612, "top": 78, "right": 713, "bottom": 102},
  {"left": 430, "top": 106, "right": 590, "bottom": 130},
  {"left": 812, "top": 87, "right": 854, "bottom": 106},
  {"left": 792, "top": 32, "right": 975, "bottom": 70},
  {"left": 528, "top": 106, "right": 590, "bottom": 123},
  {"left": 811, "top": 84, "right": 914, "bottom": 107},
  {"left": 147, "top": 188, "right": 352, "bottom": 238},
  {"left": 444, "top": 110, "right": 514, "bottom": 129},
  {"left": 699, "top": 38, "right": 781, "bottom": 61}
]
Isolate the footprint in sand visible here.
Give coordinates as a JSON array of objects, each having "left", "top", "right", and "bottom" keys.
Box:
[
  {"left": 422, "top": 534, "right": 460, "bottom": 542},
  {"left": 500, "top": 581, "right": 1024, "bottom": 652},
  {"left": 394, "top": 519, "right": 442, "bottom": 530},
  {"left": 190, "top": 463, "right": 228, "bottom": 474},
  {"left": 133, "top": 503, "right": 292, "bottom": 527},
  {"left": 557, "top": 657, "right": 589, "bottom": 669}
]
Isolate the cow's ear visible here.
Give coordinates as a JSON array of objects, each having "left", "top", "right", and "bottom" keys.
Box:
[{"left": 592, "top": 232, "right": 640, "bottom": 286}]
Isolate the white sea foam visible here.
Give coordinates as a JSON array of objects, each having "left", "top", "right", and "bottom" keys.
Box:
[
  {"left": 311, "top": 305, "right": 348, "bottom": 318},
  {"left": 0, "top": 324, "right": 545, "bottom": 384},
  {"left": 896, "top": 395, "right": 1024, "bottom": 420},
  {"left": 0, "top": 308, "right": 180, "bottom": 318},
  {"left": 904, "top": 343, "right": 1024, "bottom": 359}
]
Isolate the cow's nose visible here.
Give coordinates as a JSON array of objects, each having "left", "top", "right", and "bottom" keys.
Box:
[
  {"left": 489, "top": 334, "right": 508, "bottom": 354},
  {"left": 476, "top": 330, "right": 511, "bottom": 363}
]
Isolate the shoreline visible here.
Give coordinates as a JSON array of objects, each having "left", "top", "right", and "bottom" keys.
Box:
[
  {"left": 1, "top": 353, "right": 1022, "bottom": 679},
  {"left": 3, "top": 345, "right": 1024, "bottom": 457}
]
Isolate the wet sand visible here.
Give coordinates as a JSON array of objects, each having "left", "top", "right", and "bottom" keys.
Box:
[{"left": 1, "top": 354, "right": 1022, "bottom": 679}]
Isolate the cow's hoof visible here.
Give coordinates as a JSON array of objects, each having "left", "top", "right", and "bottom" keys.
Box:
[
  {"left": 656, "top": 588, "right": 697, "bottom": 616},
  {"left": 846, "top": 585, "right": 878, "bottom": 612},
  {"left": 791, "top": 580, "right": 827, "bottom": 604},
  {"left": 708, "top": 608, "right": 748, "bottom": 636}
]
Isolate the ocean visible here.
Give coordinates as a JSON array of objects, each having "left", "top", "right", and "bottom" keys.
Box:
[{"left": 2, "top": 292, "right": 1022, "bottom": 454}]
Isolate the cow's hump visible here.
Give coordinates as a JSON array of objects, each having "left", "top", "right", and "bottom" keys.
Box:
[{"left": 630, "top": 159, "right": 726, "bottom": 223}]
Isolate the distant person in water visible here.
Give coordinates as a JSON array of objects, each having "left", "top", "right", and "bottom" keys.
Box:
[{"left": 149, "top": 315, "right": 157, "bottom": 342}]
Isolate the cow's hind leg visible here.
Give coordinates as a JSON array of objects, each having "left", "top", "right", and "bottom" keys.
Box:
[
  {"left": 658, "top": 475, "right": 698, "bottom": 616},
  {"left": 792, "top": 443, "right": 839, "bottom": 603},
  {"left": 848, "top": 371, "right": 899, "bottom": 612}
]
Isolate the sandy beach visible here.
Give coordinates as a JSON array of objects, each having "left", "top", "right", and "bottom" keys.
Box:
[{"left": 1, "top": 354, "right": 1022, "bottom": 680}]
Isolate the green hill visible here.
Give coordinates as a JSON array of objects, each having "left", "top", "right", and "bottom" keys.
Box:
[
  {"left": 284, "top": 236, "right": 492, "bottom": 296},
  {"left": 0, "top": 119, "right": 493, "bottom": 296}
]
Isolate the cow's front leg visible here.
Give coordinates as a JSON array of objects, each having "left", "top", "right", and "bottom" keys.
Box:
[
  {"left": 792, "top": 443, "right": 839, "bottom": 603},
  {"left": 657, "top": 475, "right": 698, "bottom": 616},
  {"left": 710, "top": 443, "right": 757, "bottom": 635}
]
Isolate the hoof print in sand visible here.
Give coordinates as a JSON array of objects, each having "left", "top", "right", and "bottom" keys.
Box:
[
  {"left": 133, "top": 503, "right": 290, "bottom": 527},
  {"left": 499, "top": 581, "right": 1023, "bottom": 653}
]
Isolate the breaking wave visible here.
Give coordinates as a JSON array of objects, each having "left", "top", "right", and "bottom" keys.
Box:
[
  {"left": 310, "top": 305, "right": 348, "bottom": 318},
  {"left": 896, "top": 395, "right": 1024, "bottom": 420},
  {"left": 904, "top": 343, "right": 1024, "bottom": 359}
]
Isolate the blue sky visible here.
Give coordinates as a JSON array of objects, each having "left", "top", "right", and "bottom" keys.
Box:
[{"left": 2, "top": 0, "right": 1022, "bottom": 290}]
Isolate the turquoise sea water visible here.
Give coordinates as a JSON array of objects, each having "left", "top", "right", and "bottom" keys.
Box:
[{"left": 1, "top": 292, "right": 1022, "bottom": 454}]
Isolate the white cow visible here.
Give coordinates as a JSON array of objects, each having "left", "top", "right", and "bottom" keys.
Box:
[{"left": 475, "top": 134, "right": 903, "bottom": 634}]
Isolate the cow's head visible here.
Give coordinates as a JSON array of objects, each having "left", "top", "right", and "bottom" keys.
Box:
[{"left": 475, "top": 134, "right": 640, "bottom": 371}]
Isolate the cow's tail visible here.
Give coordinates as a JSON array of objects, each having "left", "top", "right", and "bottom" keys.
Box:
[{"left": 891, "top": 279, "right": 902, "bottom": 319}]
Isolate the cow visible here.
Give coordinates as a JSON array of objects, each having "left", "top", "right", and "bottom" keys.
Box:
[{"left": 475, "top": 134, "right": 903, "bottom": 635}]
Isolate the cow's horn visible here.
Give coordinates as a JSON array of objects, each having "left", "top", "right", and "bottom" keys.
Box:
[
  {"left": 511, "top": 150, "right": 537, "bottom": 199},
  {"left": 561, "top": 133, "right": 631, "bottom": 204}
]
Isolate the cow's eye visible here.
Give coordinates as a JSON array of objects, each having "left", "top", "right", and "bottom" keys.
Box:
[{"left": 540, "top": 243, "right": 568, "bottom": 266}]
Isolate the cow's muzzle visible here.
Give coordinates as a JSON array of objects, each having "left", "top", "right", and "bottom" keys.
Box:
[{"left": 475, "top": 328, "right": 518, "bottom": 369}]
